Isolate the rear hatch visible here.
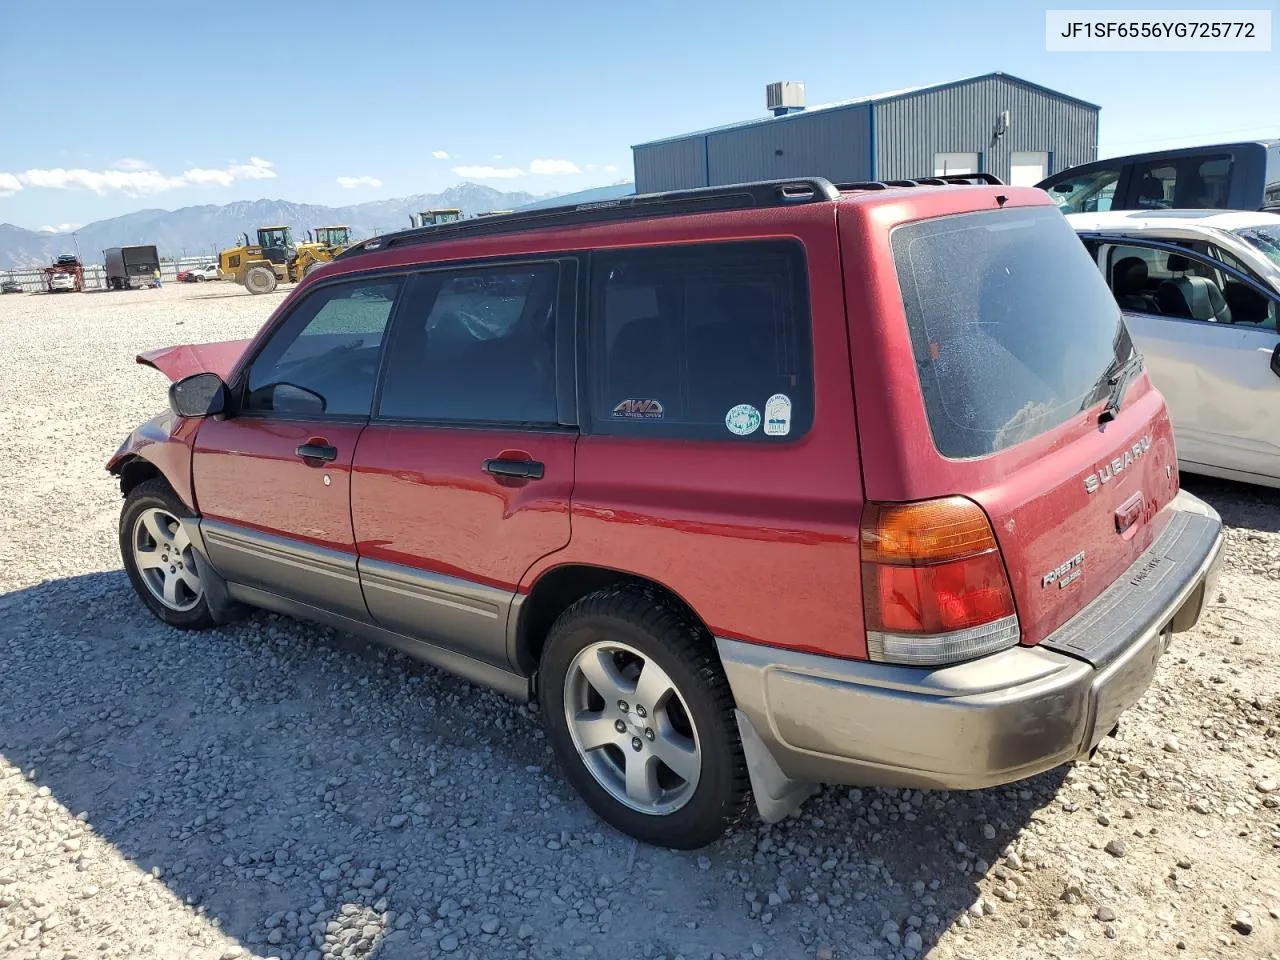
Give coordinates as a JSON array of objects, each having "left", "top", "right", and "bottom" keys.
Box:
[{"left": 852, "top": 197, "right": 1180, "bottom": 646}]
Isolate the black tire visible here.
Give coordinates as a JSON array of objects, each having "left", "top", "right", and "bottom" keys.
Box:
[
  {"left": 243, "top": 264, "right": 277, "bottom": 295},
  {"left": 539, "top": 585, "right": 751, "bottom": 848},
  {"left": 119, "top": 478, "right": 215, "bottom": 630}
]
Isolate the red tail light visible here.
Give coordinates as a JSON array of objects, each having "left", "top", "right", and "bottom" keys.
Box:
[{"left": 861, "top": 497, "right": 1019, "bottom": 666}]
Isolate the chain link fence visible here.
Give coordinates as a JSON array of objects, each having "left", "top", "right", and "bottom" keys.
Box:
[{"left": 0, "top": 255, "right": 221, "bottom": 293}]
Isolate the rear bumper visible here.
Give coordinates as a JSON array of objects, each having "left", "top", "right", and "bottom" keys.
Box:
[{"left": 719, "top": 490, "right": 1224, "bottom": 821}]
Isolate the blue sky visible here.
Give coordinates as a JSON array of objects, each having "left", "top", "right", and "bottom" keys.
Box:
[{"left": 0, "top": 0, "right": 1275, "bottom": 231}]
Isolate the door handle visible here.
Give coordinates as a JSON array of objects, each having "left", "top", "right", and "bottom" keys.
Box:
[
  {"left": 483, "top": 458, "right": 545, "bottom": 480},
  {"left": 296, "top": 442, "right": 338, "bottom": 462}
]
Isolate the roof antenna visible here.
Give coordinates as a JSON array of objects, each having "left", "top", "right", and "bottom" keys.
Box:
[{"left": 995, "top": 194, "right": 1009, "bottom": 207}]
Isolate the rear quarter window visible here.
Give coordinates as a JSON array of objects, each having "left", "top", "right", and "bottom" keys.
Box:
[
  {"left": 892, "top": 205, "right": 1131, "bottom": 459},
  {"left": 588, "top": 241, "right": 813, "bottom": 442}
]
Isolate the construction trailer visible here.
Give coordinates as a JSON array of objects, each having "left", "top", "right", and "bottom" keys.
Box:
[{"left": 104, "top": 245, "right": 161, "bottom": 290}]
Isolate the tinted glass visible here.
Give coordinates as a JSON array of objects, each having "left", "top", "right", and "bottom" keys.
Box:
[
  {"left": 892, "top": 206, "right": 1130, "bottom": 459},
  {"left": 1134, "top": 162, "right": 1176, "bottom": 209},
  {"left": 590, "top": 241, "right": 812, "bottom": 442},
  {"left": 244, "top": 279, "right": 399, "bottom": 417},
  {"left": 1047, "top": 168, "right": 1120, "bottom": 213},
  {"left": 1134, "top": 154, "right": 1233, "bottom": 209},
  {"left": 378, "top": 263, "right": 559, "bottom": 423}
]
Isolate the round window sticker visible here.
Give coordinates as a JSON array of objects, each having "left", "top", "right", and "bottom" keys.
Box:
[{"left": 725, "top": 403, "right": 761, "bottom": 436}]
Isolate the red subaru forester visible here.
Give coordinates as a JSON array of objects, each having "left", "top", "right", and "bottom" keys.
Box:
[{"left": 109, "top": 177, "right": 1224, "bottom": 849}]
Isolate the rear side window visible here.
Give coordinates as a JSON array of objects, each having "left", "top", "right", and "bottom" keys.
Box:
[
  {"left": 892, "top": 206, "right": 1130, "bottom": 459},
  {"left": 589, "top": 241, "right": 812, "bottom": 441}
]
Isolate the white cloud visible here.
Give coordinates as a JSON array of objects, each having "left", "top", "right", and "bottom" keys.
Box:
[
  {"left": 336, "top": 175, "right": 383, "bottom": 189},
  {"left": 452, "top": 165, "right": 524, "bottom": 179},
  {"left": 0, "top": 157, "right": 277, "bottom": 196},
  {"left": 529, "top": 158, "right": 581, "bottom": 176},
  {"left": 113, "top": 157, "right": 152, "bottom": 171},
  {"left": 492, "top": 154, "right": 503, "bottom": 160},
  {"left": 603, "top": 163, "right": 619, "bottom": 173},
  {"left": 586, "top": 163, "right": 598, "bottom": 171},
  {"left": 39, "top": 223, "right": 81, "bottom": 233},
  {"left": 431, "top": 150, "right": 450, "bottom": 160}
]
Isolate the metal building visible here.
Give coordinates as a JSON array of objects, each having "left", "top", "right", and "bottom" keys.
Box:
[{"left": 632, "top": 72, "right": 1099, "bottom": 193}]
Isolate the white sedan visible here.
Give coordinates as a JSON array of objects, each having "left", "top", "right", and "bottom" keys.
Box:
[{"left": 1069, "top": 209, "right": 1280, "bottom": 488}]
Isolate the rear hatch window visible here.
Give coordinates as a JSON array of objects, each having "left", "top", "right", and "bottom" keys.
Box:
[{"left": 892, "top": 205, "right": 1131, "bottom": 459}]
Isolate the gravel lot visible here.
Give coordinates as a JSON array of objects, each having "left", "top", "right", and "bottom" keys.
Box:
[{"left": 1, "top": 283, "right": 1278, "bottom": 960}]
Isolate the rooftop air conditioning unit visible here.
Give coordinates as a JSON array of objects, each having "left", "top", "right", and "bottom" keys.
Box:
[{"left": 767, "top": 81, "right": 805, "bottom": 117}]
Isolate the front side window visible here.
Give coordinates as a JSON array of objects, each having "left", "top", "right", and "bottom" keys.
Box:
[
  {"left": 893, "top": 207, "right": 1130, "bottom": 458},
  {"left": 377, "top": 263, "right": 559, "bottom": 424},
  {"left": 1105, "top": 243, "right": 1254, "bottom": 326},
  {"left": 1046, "top": 167, "right": 1120, "bottom": 213},
  {"left": 589, "top": 241, "right": 812, "bottom": 442},
  {"left": 244, "top": 279, "right": 400, "bottom": 417}
]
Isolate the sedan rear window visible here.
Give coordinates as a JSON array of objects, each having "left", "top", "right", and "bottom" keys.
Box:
[{"left": 892, "top": 206, "right": 1131, "bottom": 459}]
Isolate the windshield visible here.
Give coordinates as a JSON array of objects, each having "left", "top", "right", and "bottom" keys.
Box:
[
  {"left": 892, "top": 205, "right": 1131, "bottom": 458},
  {"left": 259, "top": 228, "right": 291, "bottom": 249},
  {"left": 1046, "top": 169, "right": 1120, "bottom": 214},
  {"left": 1233, "top": 224, "right": 1280, "bottom": 269}
]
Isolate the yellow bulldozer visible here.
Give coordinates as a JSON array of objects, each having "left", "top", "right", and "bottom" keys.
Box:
[
  {"left": 219, "top": 224, "right": 353, "bottom": 294},
  {"left": 410, "top": 208, "right": 462, "bottom": 228}
]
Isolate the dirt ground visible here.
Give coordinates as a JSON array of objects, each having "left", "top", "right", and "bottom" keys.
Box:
[{"left": 0, "top": 283, "right": 1277, "bottom": 960}]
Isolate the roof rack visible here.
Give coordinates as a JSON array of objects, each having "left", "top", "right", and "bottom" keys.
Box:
[
  {"left": 338, "top": 178, "right": 843, "bottom": 258},
  {"left": 338, "top": 172, "right": 1006, "bottom": 258},
  {"left": 834, "top": 173, "right": 1004, "bottom": 192}
]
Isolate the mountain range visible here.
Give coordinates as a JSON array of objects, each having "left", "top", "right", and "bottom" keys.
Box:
[{"left": 0, "top": 183, "right": 552, "bottom": 269}]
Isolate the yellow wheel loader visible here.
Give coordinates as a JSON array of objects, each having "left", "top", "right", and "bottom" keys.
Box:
[
  {"left": 295, "top": 225, "right": 353, "bottom": 279},
  {"left": 218, "top": 226, "right": 296, "bottom": 295}
]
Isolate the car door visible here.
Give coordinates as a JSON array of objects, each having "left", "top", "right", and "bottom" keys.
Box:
[
  {"left": 193, "top": 276, "right": 403, "bottom": 619},
  {"left": 350, "top": 259, "right": 577, "bottom": 670},
  {"left": 1096, "top": 239, "right": 1280, "bottom": 482}
]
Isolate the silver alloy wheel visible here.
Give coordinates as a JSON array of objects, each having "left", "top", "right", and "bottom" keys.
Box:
[
  {"left": 564, "top": 640, "right": 701, "bottom": 815},
  {"left": 132, "top": 507, "right": 203, "bottom": 612}
]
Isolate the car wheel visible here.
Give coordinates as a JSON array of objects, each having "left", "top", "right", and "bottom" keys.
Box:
[
  {"left": 539, "top": 585, "right": 751, "bottom": 849},
  {"left": 243, "top": 264, "right": 278, "bottom": 295},
  {"left": 119, "top": 479, "right": 215, "bottom": 629}
]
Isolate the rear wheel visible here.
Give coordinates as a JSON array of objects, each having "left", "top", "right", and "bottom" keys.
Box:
[
  {"left": 119, "top": 479, "right": 214, "bottom": 629},
  {"left": 243, "top": 264, "right": 278, "bottom": 295},
  {"left": 539, "top": 586, "right": 750, "bottom": 848}
]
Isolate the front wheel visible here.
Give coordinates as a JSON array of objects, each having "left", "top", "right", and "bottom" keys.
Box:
[
  {"left": 243, "top": 264, "right": 278, "bottom": 294},
  {"left": 539, "top": 586, "right": 751, "bottom": 848},
  {"left": 119, "top": 479, "right": 215, "bottom": 629}
]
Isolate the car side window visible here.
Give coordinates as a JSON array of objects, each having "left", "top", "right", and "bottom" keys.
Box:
[
  {"left": 1134, "top": 154, "right": 1233, "bottom": 210},
  {"left": 1105, "top": 243, "right": 1263, "bottom": 327},
  {"left": 377, "top": 263, "right": 559, "bottom": 424},
  {"left": 588, "top": 241, "right": 813, "bottom": 442},
  {"left": 1047, "top": 168, "right": 1120, "bottom": 213},
  {"left": 243, "top": 278, "right": 401, "bottom": 418}
]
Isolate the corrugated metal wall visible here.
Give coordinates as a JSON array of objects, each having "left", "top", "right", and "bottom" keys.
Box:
[
  {"left": 633, "top": 75, "right": 1098, "bottom": 193},
  {"left": 873, "top": 75, "right": 1096, "bottom": 182},
  {"left": 705, "top": 106, "right": 872, "bottom": 187},
  {"left": 633, "top": 106, "right": 872, "bottom": 193},
  {"left": 634, "top": 138, "right": 708, "bottom": 193}
]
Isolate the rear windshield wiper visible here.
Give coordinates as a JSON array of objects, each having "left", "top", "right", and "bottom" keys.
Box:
[{"left": 1097, "top": 352, "right": 1144, "bottom": 424}]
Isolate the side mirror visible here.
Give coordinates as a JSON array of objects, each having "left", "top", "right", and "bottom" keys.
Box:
[
  {"left": 169, "top": 372, "right": 227, "bottom": 418},
  {"left": 1271, "top": 343, "right": 1280, "bottom": 380}
]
